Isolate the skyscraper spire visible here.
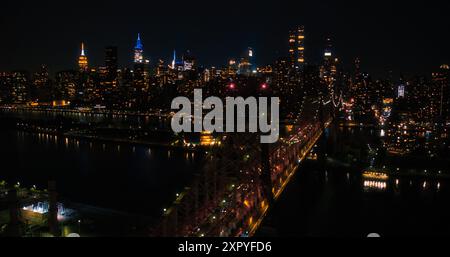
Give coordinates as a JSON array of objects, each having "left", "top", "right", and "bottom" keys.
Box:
[
  {"left": 171, "top": 50, "right": 176, "bottom": 69},
  {"left": 78, "top": 42, "right": 88, "bottom": 71},
  {"left": 135, "top": 33, "right": 143, "bottom": 50},
  {"left": 134, "top": 33, "right": 144, "bottom": 63}
]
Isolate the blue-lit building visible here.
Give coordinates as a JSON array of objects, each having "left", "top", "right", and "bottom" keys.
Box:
[
  {"left": 134, "top": 33, "right": 144, "bottom": 64},
  {"left": 171, "top": 50, "right": 185, "bottom": 71}
]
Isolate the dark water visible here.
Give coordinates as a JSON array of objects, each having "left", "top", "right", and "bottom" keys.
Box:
[
  {"left": 3, "top": 116, "right": 450, "bottom": 236},
  {"left": 0, "top": 130, "right": 203, "bottom": 218},
  {"left": 0, "top": 108, "right": 170, "bottom": 129},
  {"left": 260, "top": 126, "right": 450, "bottom": 237}
]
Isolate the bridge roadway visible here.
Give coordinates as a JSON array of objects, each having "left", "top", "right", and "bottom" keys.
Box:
[
  {"left": 248, "top": 120, "right": 330, "bottom": 236},
  {"left": 156, "top": 116, "right": 332, "bottom": 237}
]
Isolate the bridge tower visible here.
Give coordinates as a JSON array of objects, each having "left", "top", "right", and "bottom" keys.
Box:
[
  {"left": 6, "top": 189, "right": 22, "bottom": 237},
  {"left": 48, "top": 181, "right": 60, "bottom": 237}
]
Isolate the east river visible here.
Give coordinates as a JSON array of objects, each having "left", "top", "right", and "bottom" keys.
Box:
[{"left": 259, "top": 125, "right": 450, "bottom": 236}]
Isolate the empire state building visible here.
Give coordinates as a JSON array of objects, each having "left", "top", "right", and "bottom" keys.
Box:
[
  {"left": 134, "top": 33, "right": 144, "bottom": 63},
  {"left": 78, "top": 42, "right": 89, "bottom": 71}
]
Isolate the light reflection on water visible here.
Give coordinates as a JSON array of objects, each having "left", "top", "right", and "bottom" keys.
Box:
[
  {"left": 260, "top": 125, "right": 450, "bottom": 236},
  {"left": 0, "top": 130, "right": 203, "bottom": 217},
  {"left": 363, "top": 180, "right": 387, "bottom": 191}
]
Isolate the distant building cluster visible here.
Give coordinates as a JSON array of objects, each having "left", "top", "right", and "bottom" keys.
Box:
[
  {"left": 0, "top": 28, "right": 318, "bottom": 112},
  {"left": 0, "top": 28, "right": 448, "bottom": 138}
]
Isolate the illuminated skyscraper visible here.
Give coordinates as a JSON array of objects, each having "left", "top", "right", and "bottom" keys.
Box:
[
  {"left": 132, "top": 42, "right": 150, "bottom": 108},
  {"left": 78, "top": 42, "right": 89, "bottom": 71},
  {"left": 10, "top": 71, "right": 29, "bottom": 103},
  {"left": 237, "top": 47, "right": 254, "bottom": 76},
  {"left": 321, "top": 37, "right": 338, "bottom": 83},
  {"left": 433, "top": 64, "right": 450, "bottom": 120},
  {"left": 32, "top": 65, "right": 51, "bottom": 101},
  {"left": 227, "top": 59, "right": 238, "bottom": 76},
  {"left": 0, "top": 72, "right": 11, "bottom": 103},
  {"left": 0, "top": 71, "right": 29, "bottom": 103},
  {"left": 55, "top": 70, "right": 78, "bottom": 100},
  {"left": 134, "top": 33, "right": 144, "bottom": 64},
  {"left": 98, "top": 46, "right": 120, "bottom": 108},
  {"left": 183, "top": 50, "right": 196, "bottom": 71},
  {"left": 33, "top": 65, "right": 50, "bottom": 90},
  {"left": 171, "top": 50, "right": 184, "bottom": 72},
  {"left": 248, "top": 47, "right": 255, "bottom": 73},
  {"left": 289, "top": 25, "right": 305, "bottom": 69},
  {"left": 354, "top": 58, "right": 361, "bottom": 76},
  {"left": 324, "top": 38, "right": 333, "bottom": 60},
  {"left": 171, "top": 50, "right": 177, "bottom": 70}
]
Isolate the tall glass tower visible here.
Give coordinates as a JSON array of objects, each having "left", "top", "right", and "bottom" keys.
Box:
[{"left": 288, "top": 25, "right": 305, "bottom": 69}]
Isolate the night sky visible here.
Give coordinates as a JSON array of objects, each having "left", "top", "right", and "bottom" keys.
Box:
[{"left": 1, "top": 0, "right": 450, "bottom": 78}]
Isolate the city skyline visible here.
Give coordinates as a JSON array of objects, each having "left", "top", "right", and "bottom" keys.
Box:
[
  {"left": 3, "top": 29, "right": 449, "bottom": 80},
  {"left": 1, "top": 1, "right": 450, "bottom": 77},
  {"left": 1, "top": 0, "right": 450, "bottom": 241}
]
